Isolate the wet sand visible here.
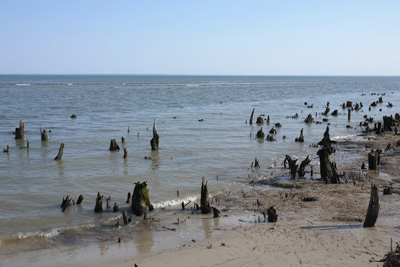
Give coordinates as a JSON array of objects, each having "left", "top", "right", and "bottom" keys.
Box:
[{"left": 100, "top": 132, "right": 400, "bottom": 267}]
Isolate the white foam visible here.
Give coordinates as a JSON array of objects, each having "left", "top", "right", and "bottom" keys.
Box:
[
  {"left": 332, "top": 134, "right": 357, "bottom": 140},
  {"left": 16, "top": 84, "right": 30, "bottom": 86},
  {"left": 153, "top": 196, "right": 198, "bottom": 209}
]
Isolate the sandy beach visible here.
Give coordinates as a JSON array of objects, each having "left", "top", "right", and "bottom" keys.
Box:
[{"left": 95, "top": 131, "right": 400, "bottom": 267}]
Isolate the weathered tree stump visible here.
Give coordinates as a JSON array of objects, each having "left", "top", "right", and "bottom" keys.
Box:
[
  {"left": 346, "top": 101, "right": 352, "bottom": 108},
  {"left": 15, "top": 120, "right": 24, "bottom": 140},
  {"left": 201, "top": 177, "right": 211, "bottom": 214},
  {"left": 285, "top": 155, "right": 298, "bottom": 180},
  {"left": 256, "top": 127, "right": 265, "bottom": 139},
  {"left": 109, "top": 139, "right": 120, "bottom": 151},
  {"left": 363, "top": 184, "right": 379, "bottom": 227},
  {"left": 123, "top": 208, "right": 130, "bottom": 225},
  {"left": 322, "top": 102, "right": 330, "bottom": 116},
  {"left": 368, "top": 149, "right": 381, "bottom": 170},
  {"left": 267, "top": 206, "right": 278, "bottom": 222},
  {"left": 254, "top": 157, "right": 260, "bottom": 168},
  {"left": 77, "top": 194, "right": 84, "bottom": 205},
  {"left": 383, "top": 116, "right": 394, "bottom": 132},
  {"left": 71, "top": 114, "right": 77, "bottom": 118},
  {"left": 318, "top": 126, "right": 337, "bottom": 147},
  {"left": 295, "top": 128, "right": 304, "bottom": 142},
  {"left": 317, "top": 146, "right": 339, "bottom": 184},
  {"left": 41, "top": 129, "right": 48, "bottom": 141},
  {"left": 249, "top": 108, "right": 255, "bottom": 125},
  {"left": 383, "top": 187, "right": 393, "bottom": 195},
  {"left": 213, "top": 207, "right": 220, "bottom": 218},
  {"left": 126, "top": 192, "right": 131, "bottom": 204},
  {"left": 348, "top": 109, "right": 351, "bottom": 122},
  {"left": 61, "top": 195, "right": 71, "bottom": 212},
  {"left": 113, "top": 203, "right": 119, "bottom": 212},
  {"left": 304, "top": 114, "right": 313, "bottom": 123},
  {"left": 298, "top": 156, "right": 311, "bottom": 178},
  {"left": 94, "top": 192, "right": 103, "bottom": 212},
  {"left": 331, "top": 110, "right": 338, "bottom": 116},
  {"left": 123, "top": 147, "right": 128, "bottom": 158},
  {"left": 256, "top": 116, "right": 264, "bottom": 125},
  {"left": 150, "top": 119, "right": 159, "bottom": 150},
  {"left": 54, "top": 143, "right": 64, "bottom": 160},
  {"left": 131, "top": 181, "right": 154, "bottom": 216},
  {"left": 3, "top": 145, "right": 9, "bottom": 153}
]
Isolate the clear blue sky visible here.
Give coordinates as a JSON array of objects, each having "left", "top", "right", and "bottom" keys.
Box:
[{"left": 0, "top": 1, "right": 399, "bottom": 75}]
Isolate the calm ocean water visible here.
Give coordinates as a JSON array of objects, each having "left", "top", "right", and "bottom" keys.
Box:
[{"left": 1, "top": 75, "right": 399, "bottom": 261}]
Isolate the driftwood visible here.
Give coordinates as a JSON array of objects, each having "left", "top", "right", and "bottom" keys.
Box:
[
  {"left": 201, "top": 177, "right": 211, "bottom": 214},
  {"left": 41, "top": 129, "right": 48, "bottom": 141},
  {"left": 267, "top": 206, "right": 278, "bottom": 222},
  {"left": 256, "top": 128, "right": 265, "bottom": 138},
  {"left": 15, "top": 120, "right": 24, "bottom": 139},
  {"left": 285, "top": 155, "right": 298, "bottom": 180},
  {"left": 61, "top": 195, "right": 71, "bottom": 212},
  {"left": 109, "top": 139, "right": 120, "bottom": 151},
  {"left": 368, "top": 149, "right": 381, "bottom": 170},
  {"left": 94, "top": 192, "right": 103, "bottom": 212},
  {"left": 131, "top": 181, "right": 154, "bottom": 216},
  {"left": 150, "top": 119, "right": 159, "bottom": 150},
  {"left": 363, "top": 184, "right": 379, "bottom": 227},
  {"left": 249, "top": 108, "right": 255, "bottom": 125},
  {"left": 54, "top": 143, "right": 64, "bottom": 160},
  {"left": 295, "top": 128, "right": 304, "bottom": 142},
  {"left": 298, "top": 156, "right": 311, "bottom": 178},
  {"left": 77, "top": 194, "right": 84, "bottom": 205}
]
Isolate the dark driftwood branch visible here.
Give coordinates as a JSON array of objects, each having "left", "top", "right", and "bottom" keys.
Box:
[
  {"left": 285, "top": 155, "right": 298, "bottom": 180},
  {"left": 131, "top": 181, "right": 154, "bottom": 216},
  {"left": 54, "top": 143, "right": 64, "bottom": 160},
  {"left": 150, "top": 119, "right": 159, "bottom": 150},
  {"left": 249, "top": 108, "right": 255, "bottom": 125},
  {"left": 298, "top": 156, "right": 311, "bottom": 178},
  {"left": 363, "top": 184, "right": 379, "bottom": 227}
]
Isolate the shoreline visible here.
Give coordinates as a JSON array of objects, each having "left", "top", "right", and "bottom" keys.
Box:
[{"left": 103, "top": 131, "right": 400, "bottom": 267}]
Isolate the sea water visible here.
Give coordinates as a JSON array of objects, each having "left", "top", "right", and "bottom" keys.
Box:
[{"left": 0, "top": 75, "right": 399, "bottom": 262}]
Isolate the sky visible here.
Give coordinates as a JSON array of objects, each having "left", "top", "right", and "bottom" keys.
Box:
[{"left": 0, "top": 1, "right": 399, "bottom": 75}]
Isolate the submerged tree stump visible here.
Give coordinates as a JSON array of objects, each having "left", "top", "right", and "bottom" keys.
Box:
[
  {"left": 318, "top": 126, "right": 337, "bottom": 147},
  {"left": 256, "top": 116, "right": 264, "bottom": 125},
  {"left": 304, "top": 114, "right": 313, "bottom": 123},
  {"left": 285, "top": 155, "right": 298, "bottom": 180},
  {"left": 126, "top": 192, "right": 131, "bottom": 204},
  {"left": 298, "top": 156, "right": 311, "bottom": 178},
  {"left": 150, "top": 119, "right": 159, "bottom": 150},
  {"left": 201, "top": 177, "right": 211, "bottom": 214},
  {"left": 383, "top": 116, "right": 394, "bottom": 132},
  {"left": 363, "top": 184, "right": 379, "bottom": 227},
  {"left": 113, "top": 203, "right": 119, "bottom": 212},
  {"left": 54, "top": 143, "right": 64, "bottom": 160},
  {"left": 295, "top": 128, "right": 304, "bottom": 142},
  {"left": 213, "top": 207, "right": 220, "bottom": 218},
  {"left": 131, "top": 181, "right": 154, "bottom": 216},
  {"left": 123, "top": 208, "right": 130, "bottom": 225},
  {"left": 61, "top": 195, "right": 71, "bottom": 212},
  {"left": 15, "top": 120, "right": 24, "bottom": 140},
  {"left": 41, "top": 129, "right": 48, "bottom": 141},
  {"left": 256, "top": 128, "right": 265, "bottom": 139},
  {"left": 77, "top": 194, "right": 84, "bottom": 205},
  {"left": 249, "top": 108, "right": 255, "bottom": 125},
  {"left": 94, "top": 192, "right": 103, "bottom": 212},
  {"left": 267, "top": 206, "right": 278, "bottom": 222},
  {"left": 109, "top": 139, "right": 120, "bottom": 151},
  {"left": 368, "top": 149, "right": 381, "bottom": 170},
  {"left": 123, "top": 147, "right": 128, "bottom": 158}
]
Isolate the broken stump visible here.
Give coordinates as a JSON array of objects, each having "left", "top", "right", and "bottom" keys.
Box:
[{"left": 363, "top": 184, "right": 379, "bottom": 227}]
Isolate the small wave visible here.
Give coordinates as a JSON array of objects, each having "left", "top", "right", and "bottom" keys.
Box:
[
  {"left": 332, "top": 134, "right": 357, "bottom": 140},
  {"left": 15, "top": 84, "right": 30, "bottom": 86},
  {"left": 67, "top": 83, "right": 73, "bottom": 86},
  {"left": 18, "top": 228, "right": 64, "bottom": 239},
  {"left": 153, "top": 196, "right": 198, "bottom": 209},
  {"left": 185, "top": 84, "right": 199, "bottom": 87}
]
